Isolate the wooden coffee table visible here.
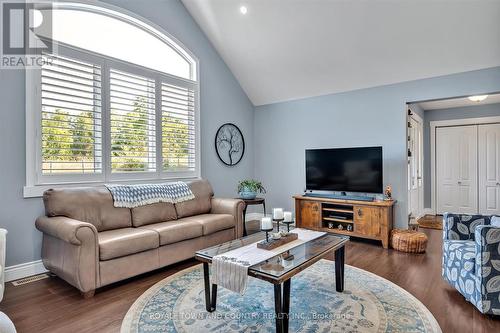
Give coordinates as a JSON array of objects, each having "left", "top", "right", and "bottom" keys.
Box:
[{"left": 195, "top": 232, "right": 348, "bottom": 333}]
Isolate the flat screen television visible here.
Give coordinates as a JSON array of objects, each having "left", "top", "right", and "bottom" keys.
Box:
[{"left": 306, "top": 146, "right": 383, "bottom": 194}]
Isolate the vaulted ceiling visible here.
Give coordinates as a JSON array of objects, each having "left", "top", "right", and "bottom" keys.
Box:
[{"left": 182, "top": 0, "right": 500, "bottom": 106}]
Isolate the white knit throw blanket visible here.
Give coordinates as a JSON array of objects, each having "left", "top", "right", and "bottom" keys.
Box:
[
  {"left": 105, "top": 182, "right": 194, "bottom": 208},
  {"left": 211, "top": 228, "right": 326, "bottom": 294}
]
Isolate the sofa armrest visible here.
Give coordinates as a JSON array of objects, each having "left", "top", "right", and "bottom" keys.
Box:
[
  {"left": 35, "top": 216, "right": 99, "bottom": 294},
  {"left": 210, "top": 198, "right": 245, "bottom": 238},
  {"left": 443, "top": 213, "right": 490, "bottom": 241},
  {"left": 35, "top": 216, "right": 98, "bottom": 245},
  {"left": 474, "top": 225, "right": 500, "bottom": 314}
]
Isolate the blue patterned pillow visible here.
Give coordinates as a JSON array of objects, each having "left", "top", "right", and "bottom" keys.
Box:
[{"left": 491, "top": 216, "right": 500, "bottom": 227}]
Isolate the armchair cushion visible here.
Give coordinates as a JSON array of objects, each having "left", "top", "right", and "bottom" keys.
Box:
[
  {"left": 98, "top": 228, "right": 159, "bottom": 261},
  {"left": 443, "top": 240, "right": 476, "bottom": 299}
]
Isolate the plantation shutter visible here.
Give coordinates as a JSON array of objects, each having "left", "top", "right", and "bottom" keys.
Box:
[
  {"left": 161, "top": 82, "right": 196, "bottom": 172},
  {"left": 110, "top": 69, "right": 156, "bottom": 173},
  {"left": 41, "top": 54, "right": 102, "bottom": 174}
]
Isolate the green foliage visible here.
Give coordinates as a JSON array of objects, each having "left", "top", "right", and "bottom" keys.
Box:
[
  {"left": 110, "top": 98, "right": 149, "bottom": 171},
  {"left": 163, "top": 115, "right": 189, "bottom": 170},
  {"left": 42, "top": 110, "right": 95, "bottom": 161},
  {"left": 237, "top": 179, "right": 266, "bottom": 193},
  {"left": 41, "top": 96, "right": 191, "bottom": 173}
]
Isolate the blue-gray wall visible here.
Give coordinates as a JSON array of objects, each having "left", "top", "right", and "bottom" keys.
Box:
[
  {"left": 422, "top": 103, "right": 500, "bottom": 208},
  {"left": 254, "top": 67, "right": 500, "bottom": 229},
  {"left": 0, "top": 0, "right": 254, "bottom": 267}
]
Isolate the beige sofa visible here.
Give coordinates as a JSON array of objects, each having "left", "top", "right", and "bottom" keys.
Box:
[{"left": 35, "top": 179, "right": 244, "bottom": 297}]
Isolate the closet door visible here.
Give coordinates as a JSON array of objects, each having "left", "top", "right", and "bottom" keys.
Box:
[
  {"left": 436, "top": 126, "right": 478, "bottom": 214},
  {"left": 479, "top": 124, "right": 500, "bottom": 215}
]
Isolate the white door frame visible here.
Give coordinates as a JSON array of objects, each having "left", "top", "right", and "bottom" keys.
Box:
[
  {"left": 430, "top": 116, "right": 500, "bottom": 214},
  {"left": 407, "top": 110, "right": 424, "bottom": 218}
]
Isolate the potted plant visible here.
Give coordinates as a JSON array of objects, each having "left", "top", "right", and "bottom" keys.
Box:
[{"left": 237, "top": 179, "right": 266, "bottom": 200}]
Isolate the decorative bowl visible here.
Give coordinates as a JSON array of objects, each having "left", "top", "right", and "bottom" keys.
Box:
[{"left": 239, "top": 190, "right": 257, "bottom": 200}]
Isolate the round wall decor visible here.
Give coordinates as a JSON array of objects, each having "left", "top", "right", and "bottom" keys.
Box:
[{"left": 215, "top": 123, "right": 245, "bottom": 166}]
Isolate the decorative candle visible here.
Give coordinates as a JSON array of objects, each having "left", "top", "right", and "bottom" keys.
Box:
[
  {"left": 261, "top": 217, "right": 273, "bottom": 230},
  {"left": 273, "top": 208, "right": 284, "bottom": 220},
  {"left": 283, "top": 211, "right": 292, "bottom": 222}
]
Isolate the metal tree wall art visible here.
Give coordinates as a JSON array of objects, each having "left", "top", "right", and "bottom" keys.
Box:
[{"left": 215, "top": 123, "right": 245, "bottom": 166}]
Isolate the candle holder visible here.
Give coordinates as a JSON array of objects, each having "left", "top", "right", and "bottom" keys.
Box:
[
  {"left": 261, "top": 226, "right": 274, "bottom": 243},
  {"left": 273, "top": 218, "right": 284, "bottom": 233},
  {"left": 282, "top": 219, "right": 294, "bottom": 233}
]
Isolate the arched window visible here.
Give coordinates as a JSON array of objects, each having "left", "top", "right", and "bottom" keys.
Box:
[{"left": 26, "top": 2, "right": 199, "bottom": 193}]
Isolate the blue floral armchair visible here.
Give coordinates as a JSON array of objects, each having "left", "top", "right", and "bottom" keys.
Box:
[{"left": 442, "top": 213, "right": 500, "bottom": 315}]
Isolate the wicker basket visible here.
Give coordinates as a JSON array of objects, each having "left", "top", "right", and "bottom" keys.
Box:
[{"left": 390, "top": 229, "right": 428, "bottom": 253}]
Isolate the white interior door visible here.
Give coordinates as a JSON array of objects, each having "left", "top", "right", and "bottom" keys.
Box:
[
  {"left": 479, "top": 124, "right": 500, "bottom": 215},
  {"left": 408, "top": 115, "right": 424, "bottom": 217},
  {"left": 436, "top": 125, "right": 478, "bottom": 214}
]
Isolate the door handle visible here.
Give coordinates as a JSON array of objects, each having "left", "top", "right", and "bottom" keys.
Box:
[
  {"left": 497, "top": 182, "right": 500, "bottom": 186},
  {"left": 357, "top": 208, "right": 363, "bottom": 217},
  {"left": 458, "top": 181, "right": 462, "bottom": 185}
]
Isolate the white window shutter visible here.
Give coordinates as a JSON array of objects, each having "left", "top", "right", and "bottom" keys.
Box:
[
  {"left": 109, "top": 69, "right": 156, "bottom": 173},
  {"left": 161, "top": 83, "right": 196, "bottom": 172},
  {"left": 41, "top": 54, "right": 102, "bottom": 174}
]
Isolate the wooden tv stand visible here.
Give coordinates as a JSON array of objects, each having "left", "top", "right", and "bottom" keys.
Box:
[{"left": 294, "top": 195, "right": 396, "bottom": 248}]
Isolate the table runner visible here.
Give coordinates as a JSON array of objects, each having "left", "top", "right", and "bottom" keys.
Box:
[{"left": 211, "top": 228, "right": 326, "bottom": 294}]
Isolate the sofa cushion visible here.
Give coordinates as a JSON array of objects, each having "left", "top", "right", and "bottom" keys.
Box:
[
  {"left": 179, "top": 214, "right": 234, "bottom": 236},
  {"left": 139, "top": 220, "right": 202, "bottom": 245},
  {"left": 43, "top": 186, "right": 132, "bottom": 232},
  {"left": 175, "top": 180, "right": 213, "bottom": 218},
  {"left": 131, "top": 202, "right": 177, "bottom": 227},
  {"left": 98, "top": 228, "right": 159, "bottom": 261}
]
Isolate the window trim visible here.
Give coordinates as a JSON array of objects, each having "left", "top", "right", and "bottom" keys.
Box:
[{"left": 25, "top": 1, "right": 200, "bottom": 198}]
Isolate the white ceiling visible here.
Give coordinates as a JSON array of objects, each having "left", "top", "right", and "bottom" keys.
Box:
[
  {"left": 417, "top": 93, "right": 500, "bottom": 110},
  {"left": 182, "top": 0, "right": 500, "bottom": 106}
]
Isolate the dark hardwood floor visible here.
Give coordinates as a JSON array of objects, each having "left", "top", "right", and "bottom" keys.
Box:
[{"left": 1, "top": 225, "right": 499, "bottom": 333}]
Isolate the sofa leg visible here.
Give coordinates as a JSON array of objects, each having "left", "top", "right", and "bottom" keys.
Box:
[{"left": 80, "top": 290, "right": 95, "bottom": 298}]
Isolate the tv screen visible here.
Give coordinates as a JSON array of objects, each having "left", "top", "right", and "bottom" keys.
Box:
[{"left": 306, "top": 146, "right": 383, "bottom": 194}]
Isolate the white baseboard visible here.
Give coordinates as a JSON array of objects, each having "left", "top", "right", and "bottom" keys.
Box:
[{"left": 5, "top": 260, "right": 48, "bottom": 282}]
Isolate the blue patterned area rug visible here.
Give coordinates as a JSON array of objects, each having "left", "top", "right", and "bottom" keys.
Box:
[{"left": 121, "top": 260, "right": 441, "bottom": 333}]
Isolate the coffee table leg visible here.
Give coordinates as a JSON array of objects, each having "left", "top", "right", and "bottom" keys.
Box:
[
  {"left": 274, "top": 279, "right": 291, "bottom": 333},
  {"left": 203, "top": 262, "right": 217, "bottom": 312},
  {"left": 274, "top": 284, "right": 283, "bottom": 333},
  {"left": 282, "top": 279, "right": 291, "bottom": 333},
  {"left": 334, "top": 245, "right": 345, "bottom": 292}
]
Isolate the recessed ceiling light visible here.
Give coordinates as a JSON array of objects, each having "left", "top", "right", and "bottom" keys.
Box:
[
  {"left": 468, "top": 95, "right": 488, "bottom": 102},
  {"left": 240, "top": 6, "right": 248, "bottom": 15}
]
